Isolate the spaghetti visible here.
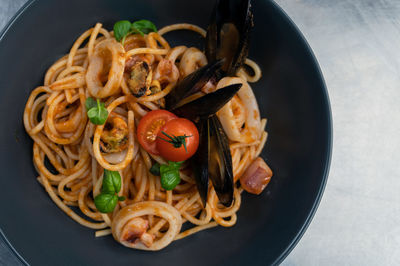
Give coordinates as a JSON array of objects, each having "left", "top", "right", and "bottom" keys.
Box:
[{"left": 23, "top": 22, "right": 270, "bottom": 251}]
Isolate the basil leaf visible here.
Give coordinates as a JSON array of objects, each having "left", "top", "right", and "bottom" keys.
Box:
[
  {"left": 94, "top": 193, "right": 118, "bottom": 213},
  {"left": 168, "top": 161, "right": 184, "bottom": 170},
  {"left": 101, "top": 172, "right": 116, "bottom": 195},
  {"left": 118, "top": 196, "right": 126, "bottom": 201},
  {"left": 131, "top": 20, "right": 157, "bottom": 36},
  {"left": 104, "top": 169, "right": 122, "bottom": 193},
  {"left": 150, "top": 163, "right": 161, "bottom": 176},
  {"left": 85, "top": 97, "right": 97, "bottom": 111},
  {"left": 87, "top": 108, "right": 101, "bottom": 124},
  {"left": 114, "top": 20, "right": 132, "bottom": 42},
  {"left": 87, "top": 99, "right": 108, "bottom": 125},
  {"left": 87, "top": 108, "right": 108, "bottom": 125},
  {"left": 96, "top": 100, "right": 108, "bottom": 124},
  {"left": 98, "top": 106, "right": 108, "bottom": 124},
  {"left": 160, "top": 164, "right": 181, "bottom": 190}
]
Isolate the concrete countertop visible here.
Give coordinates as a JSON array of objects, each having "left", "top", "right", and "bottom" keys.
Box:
[{"left": 1, "top": 0, "right": 399, "bottom": 265}]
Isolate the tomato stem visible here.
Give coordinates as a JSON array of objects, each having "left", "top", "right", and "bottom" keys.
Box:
[{"left": 158, "top": 131, "right": 192, "bottom": 153}]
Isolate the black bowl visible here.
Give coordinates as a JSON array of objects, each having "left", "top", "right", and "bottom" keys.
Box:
[{"left": 0, "top": 0, "right": 332, "bottom": 265}]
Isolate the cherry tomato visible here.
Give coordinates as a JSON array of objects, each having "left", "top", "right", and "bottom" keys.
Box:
[
  {"left": 156, "top": 118, "right": 199, "bottom": 162},
  {"left": 137, "top": 110, "right": 177, "bottom": 155}
]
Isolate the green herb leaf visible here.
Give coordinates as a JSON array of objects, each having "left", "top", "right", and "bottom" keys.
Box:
[
  {"left": 94, "top": 193, "right": 118, "bottom": 213},
  {"left": 97, "top": 100, "right": 108, "bottom": 123},
  {"left": 118, "top": 196, "right": 126, "bottom": 201},
  {"left": 87, "top": 99, "right": 108, "bottom": 125},
  {"left": 85, "top": 97, "right": 97, "bottom": 111},
  {"left": 160, "top": 165, "right": 181, "bottom": 190},
  {"left": 113, "top": 19, "right": 157, "bottom": 43},
  {"left": 150, "top": 163, "right": 161, "bottom": 176},
  {"left": 103, "top": 170, "right": 122, "bottom": 193},
  {"left": 168, "top": 161, "right": 184, "bottom": 170},
  {"left": 114, "top": 20, "right": 132, "bottom": 42},
  {"left": 159, "top": 161, "right": 183, "bottom": 190},
  {"left": 101, "top": 172, "right": 116, "bottom": 195},
  {"left": 131, "top": 20, "right": 157, "bottom": 36},
  {"left": 95, "top": 170, "right": 123, "bottom": 213}
]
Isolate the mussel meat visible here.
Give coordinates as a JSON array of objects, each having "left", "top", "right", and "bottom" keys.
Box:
[
  {"left": 128, "top": 61, "right": 152, "bottom": 97},
  {"left": 100, "top": 116, "right": 129, "bottom": 153}
]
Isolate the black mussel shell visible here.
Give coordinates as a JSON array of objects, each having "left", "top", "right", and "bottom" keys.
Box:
[
  {"left": 172, "top": 83, "right": 242, "bottom": 122},
  {"left": 165, "top": 59, "right": 224, "bottom": 110},
  {"left": 191, "top": 119, "right": 210, "bottom": 206},
  {"left": 205, "top": 0, "right": 253, "bottom": 76},
  {"left": 208, "top": 115, "right": 234, "bottom": 206}
]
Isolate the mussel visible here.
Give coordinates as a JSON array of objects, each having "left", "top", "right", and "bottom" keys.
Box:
[
  {"left": 208, "top": 115, "right": 234, "bottom": 206},
  {"left": 190, "top": 115, "right": 234, "bottom": 207},
  {"left": 128, "top": 61, "right": 152, "bottom": 97},
  {"left": 206, "top": 0, "right": 253, "bottom": 76},
  {"left": 172, "top": 83, "right": 241, "bottom": 122},
  {"left": 165, "top": 59, "right": 224, "bottom": 110},
  {"left": 173, "top": 84, "right": 241, "bottom": 207},
  {"left": 191, "top": 119, "right": 209, "bottom": 206},
  {"left": 100, "top": 116, "right": 129, "bottom": 153},
  {"left": 166, "top": 0, "right": 253, "bottom": 206}
]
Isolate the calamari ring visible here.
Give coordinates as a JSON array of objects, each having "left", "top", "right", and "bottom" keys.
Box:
[
  {"left": 86, "top": 39, "right": 125, "bottom": 98},
  {"left": 92, "top": 96, "right": 136, "bottom": 171},
  {"left": 112, "top": 201, "right": 182, "bottom": 251},
  {"left": 179, "top": 47, "right": 207, "bottom": 78},
  {"left": 216, "top": 77, "right": 261, "bottom": 143}
]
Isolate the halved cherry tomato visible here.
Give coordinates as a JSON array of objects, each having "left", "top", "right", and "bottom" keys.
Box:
[
  {"left": 137, "top": 110, "right": 177, "bottom": 155},
  {"left": 156, "top": 118, "right": 199, "bottom": 162}
]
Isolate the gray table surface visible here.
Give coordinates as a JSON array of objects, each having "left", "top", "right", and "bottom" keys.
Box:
[{"left": 1, "top": 0, "right": 399, "bottom": 265}]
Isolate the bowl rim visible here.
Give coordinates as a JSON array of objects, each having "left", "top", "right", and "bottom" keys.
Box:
[
  {"left": 0, "top": 0, "right": 332, "bottom": 264},
  {"left": 269, "top": 1, "right": 332, "bottom": 264}
]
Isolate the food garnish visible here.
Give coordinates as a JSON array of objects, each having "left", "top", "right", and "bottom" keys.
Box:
[
  {"left": 94, "top": 170, "right": 125, "bottom": 213},
  {"left": 150, "top": 161, "right": 183, "bottom": 190},
  {"left": 114, "top": 19, "right": 157, "bottom": 44},
  {"left": 85, "top": 97, "right": 108, "bottom": 125}
]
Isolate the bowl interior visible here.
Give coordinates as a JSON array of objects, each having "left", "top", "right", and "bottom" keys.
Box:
[{"left": 0, "top": 0, "right": 331, "bottom": 265}]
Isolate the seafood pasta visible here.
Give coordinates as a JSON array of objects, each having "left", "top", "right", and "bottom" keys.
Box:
[{"left": 23, "top": 0, "right": 273, "bottom": 251}]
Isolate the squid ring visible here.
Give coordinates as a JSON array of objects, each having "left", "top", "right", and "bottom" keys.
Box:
[
  {"left": 86, "top": 39, "right": 125, "bottom": 98},
  {"left": 216, "top": 77, "right": 261, "bottom": 143},
  {"left": 112, "top": 201, "right": 182, "bottom": 251}
]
